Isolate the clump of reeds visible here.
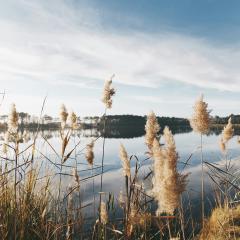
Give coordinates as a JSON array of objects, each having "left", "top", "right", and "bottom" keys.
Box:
[
  {"left": 190, "top": 94, "right": 210, "bottom": 134},
  {"left": 145, "top": 111, "right": 160, "bottom": 152},
  {"left": 200, "top": 205, "right": 240, "bottom": 240},
  {"left": 101, "top": 75, "right": 116, "bottom": 109},
  {"left": 152, "top": 127, "right": 187, "bottom": 215}
]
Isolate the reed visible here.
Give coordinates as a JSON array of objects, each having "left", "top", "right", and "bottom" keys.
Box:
[
  {"left": 145, "top": 111, "right": 160, "bottom": 152},
  {"left": 220, "top": 117, "right": 234, "bottom": 154},
  {"left": 152, "top": 127, "right": 188, "bottom": 215},
  {"left": 190, "top": 94, "right": 210, "bottom": 228}
]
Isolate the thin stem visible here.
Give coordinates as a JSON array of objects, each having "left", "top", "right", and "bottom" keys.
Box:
[
  {"left": 180, "top": 195, "right": 186, "bottom": 240},
  {"left": 100, "top": 108, "right": 107, "bottom": 208},
  {"left": 14, "top": 142, "right": 18, "bottom": 240},
  {"left": 125, "top": 175, "right": 129, "bottom": 224},
  {"left": 167, "top": 219, "right": 172, "bottom": 239},
  {"left": 200, "top": 133, "right": 205, "bottom": 228},
  {"left": 100, "top": 109, "right": 107, "bottom": 193}
]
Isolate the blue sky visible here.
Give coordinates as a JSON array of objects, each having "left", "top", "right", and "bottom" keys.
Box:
[{"left": 0, "top": 0, "right": 240, "bottom": 117}]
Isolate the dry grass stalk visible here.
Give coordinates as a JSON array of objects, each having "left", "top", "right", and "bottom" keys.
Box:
[
  {"left": 145, "top": 111, "right": 160, "bottom": 151},
  {"left": 190, "top": 94, "right": 210, "bottom": 134},
  {"left": 66, "top": 188, "right": 74, "bottom": 240},
  {"left": 152, "top": 127, "right": 187, "bottom": 215},
  {"left": 85, "top": 141, "right": 94, "bottom": 166},
  {"left": 219, "top": 138, "right": 226, "bottom": 153},
  {"left": 59, "top": 104, "right": 68, "bottom": 129},
  {"left": 2, "top": 131, "right": 10, "bottom": 154},
  {"left": 118, "top": 190, "right": 125, "bottom": 208},
  {"left": 101, "top": 76, "right": 116, "bottom": 109},
  {"left": 100, "top": 201, "right": 108, "bottom": 225},
  {"left": 119, "top": 144, "right": 131, "bottom": 178},
  {"left": 73, "top": 167, "right": 80, "bottom": 188},
  {"left": 126, "top": 204, "right": 151, "bottom": 237}
]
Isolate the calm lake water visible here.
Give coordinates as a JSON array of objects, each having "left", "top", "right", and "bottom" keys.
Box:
[{"left": 2, "top": 128, "right": 240, "bottom": 222}]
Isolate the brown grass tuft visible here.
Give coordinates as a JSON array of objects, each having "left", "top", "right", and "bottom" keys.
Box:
[{"left": 200, "top": 205, "right": 240, "bottom": 240}]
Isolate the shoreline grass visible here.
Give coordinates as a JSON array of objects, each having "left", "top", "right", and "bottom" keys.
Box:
[{"left": 0, "top": 82, "right": 240, "bottom": 239}]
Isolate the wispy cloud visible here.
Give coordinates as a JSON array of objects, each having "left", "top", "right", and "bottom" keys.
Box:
[
  {"left": 1, "top": 0, "right": 240, "bottom": 116},
  {"left": 0, "top": 0, "right": 240, "bottom": 93}
]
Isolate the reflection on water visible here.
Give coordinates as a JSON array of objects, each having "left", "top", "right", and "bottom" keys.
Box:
[{"left": 1, "top": 127, "right": 240, "bottom": 222}]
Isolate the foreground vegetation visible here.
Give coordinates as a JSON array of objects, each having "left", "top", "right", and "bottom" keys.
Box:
[{"left": 0, "top": 79, "right": 240, "bottom": 239}]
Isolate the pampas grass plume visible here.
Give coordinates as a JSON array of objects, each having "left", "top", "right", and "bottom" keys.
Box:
[
  {"left": 59, "top": 104, "right": 68, "bottom": 129},
  {"left": 85, "top": 141, "right": 94, "bottom": 166},
  {"left": 222, "top": 117, "right": 234, "bottom": 143},
  {"left": 101, "top": 75, "right": 116, "bottom": 109},
  {"left": 119, "top": 144, "right": 130, "bottom": 178},
  {"left": 152, "top": 127, "right": 187, "bottom": 215},
  {"left": 8, "top": 103, "right": 18, "bottom": 133},
  {"left": 70, "top": 111, "right": 78, "bottom": 129},
  {"left": 190, "top": 94, "right": 210, "bottom": 134},
  {"left": 145, "top": 111, "right": 160, "bottom": 151},
  {"left": 100, "top": 201, "right": 108, "bottom": 224}
]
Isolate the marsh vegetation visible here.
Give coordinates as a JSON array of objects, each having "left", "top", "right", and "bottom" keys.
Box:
[{"left": 0, "top": 79, "right": 240, "bottom": 240}]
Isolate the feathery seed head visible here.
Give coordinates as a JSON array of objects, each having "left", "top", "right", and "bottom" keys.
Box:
[
  {"left": 101, "top": 75, "right": 115, "bottom": 109},
  {"left": 100, "top": 201, "right": 108, "bottom": 224},
  {"left": 8, "top": 103, "right": 18, "bottom": 133},
  {"left": 119, "top": 144, "right": 131, "bottom": 177},
  {"left": 70, "top": 111, "right": 78, "bottom": 129},
  {"left": 145, "top": 111, "right": 160, "bottom": 151},
  {"left": 190, "top": 94, "right": 210, "bottom": 135},
  {"left": 222, "top": 117, "right": 234, "bottom": 143},
  {"left": 59, "top": 104, "right": 68, "bottom": 129},
  {"left": 85, "top": 140, "right": 94, "bottom": 166},
  {"left": 152, "top": 127, "right": 187, "bottom": 215}
]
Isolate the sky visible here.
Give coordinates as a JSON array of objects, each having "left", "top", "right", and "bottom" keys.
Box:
[{"left": 1, "top": 0, "right": 240, "bottom": 117}]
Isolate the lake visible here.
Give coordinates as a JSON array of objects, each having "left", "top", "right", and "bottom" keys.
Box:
[{"left": 1, "top": 127, "right": 240, "bottom": 228}]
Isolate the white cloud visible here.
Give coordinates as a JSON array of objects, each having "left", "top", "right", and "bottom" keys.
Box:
[
  {"left": 0, "top": 0, "right": 240, "bottom": 116},
  {"left": 0, "top": 0, "right": 240, "bottom": 93}
]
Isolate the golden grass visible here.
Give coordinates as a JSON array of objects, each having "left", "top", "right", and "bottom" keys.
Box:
[{"left": 200, "top": 205, "right": 240, "bottom": 240}]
